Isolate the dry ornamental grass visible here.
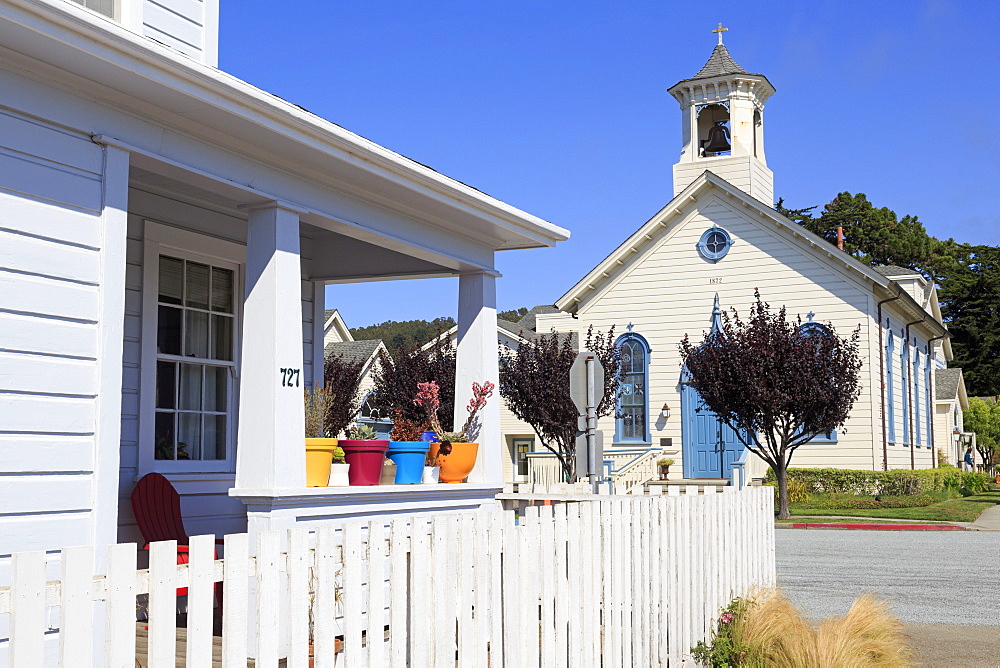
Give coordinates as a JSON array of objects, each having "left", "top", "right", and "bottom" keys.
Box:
[{"left": 697, "top": 589, "right": 914, "bottom": 667}]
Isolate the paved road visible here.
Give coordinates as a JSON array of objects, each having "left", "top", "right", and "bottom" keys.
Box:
[{"left": 776, "top": 530, "right": 1000, "bottom": 625}]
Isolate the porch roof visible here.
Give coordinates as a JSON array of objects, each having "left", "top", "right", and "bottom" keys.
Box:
[{"left": 2, "top": 0, "right": 570, "bottom": 255}]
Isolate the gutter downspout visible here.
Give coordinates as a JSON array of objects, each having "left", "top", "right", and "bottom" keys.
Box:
[
  {"left": 904, "top": 316, "right": 928, "bottom": 470},
  {"left": 877, "top": 289, "right": 903, "bottom": 471},
  {"left": 926, "top": 332, "right": 949, "bottom": 468}
]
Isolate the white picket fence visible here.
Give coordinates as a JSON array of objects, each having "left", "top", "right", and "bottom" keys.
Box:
[{"left": 0, "top": 487, "right": 774, "bottom": 667}]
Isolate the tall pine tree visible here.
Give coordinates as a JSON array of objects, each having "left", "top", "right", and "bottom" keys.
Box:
[{"left": 776, "top": 192, "right": 999, "bottom": 396}]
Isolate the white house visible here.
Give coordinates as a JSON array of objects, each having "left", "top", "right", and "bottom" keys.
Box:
[
  {"left": 934, "top": 368, "right": 971, "bottom": 466},
  {"left": 536, "top": 36, "right": 954, "bottom": 482},
  {"left": 0, "top": 0, "right": 569, "bottom": 566}
]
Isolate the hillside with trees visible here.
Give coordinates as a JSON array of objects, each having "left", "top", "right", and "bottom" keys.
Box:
[
  {"left": 350, "top": 317, "right": 455, "bottom": 355},
  {"left": 776, "top": 192, "right": 1000, "bottom": 396}
]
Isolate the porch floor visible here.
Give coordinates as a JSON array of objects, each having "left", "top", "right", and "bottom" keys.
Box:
[
  {"left": 646, "top": 478, "right": 730, "bottom": 487},
  {"left": 134, "top": 622, "right": 247, "bottom": 667}
]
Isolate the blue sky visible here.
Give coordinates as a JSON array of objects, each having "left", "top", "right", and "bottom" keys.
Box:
[{"left": 221, "top": 1, "right": 999, "bottom": 328}]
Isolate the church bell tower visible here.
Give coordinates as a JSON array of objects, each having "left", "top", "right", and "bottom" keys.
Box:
[{"left": 668, "top": 24, "right": 775, "bottom": 205}]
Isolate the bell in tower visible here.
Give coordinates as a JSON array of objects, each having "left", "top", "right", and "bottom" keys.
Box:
[
  {"left": 701, "top": 121, "right": 732, "bottom": 156},
  {"left": 667, "top": 23, "right": 776, "bottom": 205}
]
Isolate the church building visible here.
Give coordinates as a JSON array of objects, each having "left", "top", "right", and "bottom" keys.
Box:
[{"left": 514, "top": 28, "right": 954, "bottom": 483}]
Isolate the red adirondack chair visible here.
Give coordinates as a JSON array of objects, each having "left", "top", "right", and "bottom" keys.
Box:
[{"left": 130, "top": 472, "right": 223, "bottom": 612}]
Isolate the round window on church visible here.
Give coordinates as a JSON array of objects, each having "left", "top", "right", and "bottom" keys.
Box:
[{"left": 697, "top": 226, "right": 734, "bottom": 262}]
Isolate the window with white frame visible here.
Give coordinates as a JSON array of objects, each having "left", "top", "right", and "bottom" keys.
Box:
[
  {"left": 154, "top": 254, "right": 237, "bottom": 461},
  {"left": 139, "top": 223, "right": 244, "bottom": 475}
]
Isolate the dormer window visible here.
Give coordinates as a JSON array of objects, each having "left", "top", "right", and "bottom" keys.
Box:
[{"left": 67, "top": 0, "right": 116, "bottom": 20}]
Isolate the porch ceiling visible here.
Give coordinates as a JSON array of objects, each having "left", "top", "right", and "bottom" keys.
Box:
[{"left": 131, "top": 166, "right": 457, "bottom": 282}]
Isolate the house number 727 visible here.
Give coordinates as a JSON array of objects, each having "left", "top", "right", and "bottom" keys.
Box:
[{"left": 279, "top": 368, "right": 301, "bottom": 388}]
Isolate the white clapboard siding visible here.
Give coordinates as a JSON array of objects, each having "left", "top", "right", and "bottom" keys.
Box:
[
  {"left": 0, "top": 111, "right": 109, "bottom": 561},
  {"left": 0, "top": 488, "right": 774, "bottom": 666},
  {"left": 139, "top": 0, "right": 218, "bottom": 65}
]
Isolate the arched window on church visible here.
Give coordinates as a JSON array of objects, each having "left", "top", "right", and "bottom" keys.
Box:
[
  {"left": 615, "top": 332, "right": 651, "bottom": 444},
  {"left": 924, "top": 349, "right": 933, "bottom": 445},
  {"left": 357, "top": 391, "right": 393, "bottom": 439},
  {"left": 914, "top": 348, "right": 922, "bottom": 446},
  {"left": 886, "top": 330, "right": 896, "bottom": 445},
  {"left": 901, "top": 332, "right": 910, "bottom": 446},
  {"left": 796, "top": 318, "right": 837, "bottom": 443}
]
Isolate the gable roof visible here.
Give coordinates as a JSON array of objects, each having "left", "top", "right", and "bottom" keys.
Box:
[
  {"left": 513, "top": 305, "right": 561, "bottom": 334},
  {"left": 554, "top": 170, "right": 948, "bottom": 339},
  {"left": 324, "top": 339, "right": 383, "bottom": 367},
  {"left": 935, "top": 368, "right": 964, "bottom": 399},
  {"left": 871, "top": 265, "right": 923, "bottom": 279}
]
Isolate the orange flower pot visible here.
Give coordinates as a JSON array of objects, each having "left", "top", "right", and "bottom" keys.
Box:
[
  {"left": 305, "top": 438, "right": 339, "bottom": 487},
  {"left": 428, "top": 442, "right": 479, "bottom": 483}
]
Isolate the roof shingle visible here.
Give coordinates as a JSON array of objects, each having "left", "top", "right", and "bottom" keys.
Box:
[
  {"left": 324, "top": 339, "right": 382, "bottom": 366},
  {"left": 935, "top": 368, "right": 964, "bottom": 400},
  {"left": 690, "top": 44, "right": 748, "bottom": 79}
]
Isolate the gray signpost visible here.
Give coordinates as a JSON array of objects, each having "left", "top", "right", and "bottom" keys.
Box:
[{"left": 570, "top": 352, "right": 604, "bottom": 493}]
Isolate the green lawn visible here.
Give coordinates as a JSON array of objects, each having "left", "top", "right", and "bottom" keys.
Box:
[{"left": 788, "top": 490, "right": 1000, "bottom": 523}]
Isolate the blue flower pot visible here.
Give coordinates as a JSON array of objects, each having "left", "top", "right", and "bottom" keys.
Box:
[
  {"left": 420, "top": 430, "right": 439, "bottom": 442},
  {"left": 387, "top": 441, "right": 432, "bottom": 484}
]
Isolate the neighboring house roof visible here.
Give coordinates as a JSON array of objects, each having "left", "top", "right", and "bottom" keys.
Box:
[
  {"left": 513, "top": 305, "right": 561, "bottom": 333},
  {"left": 323, "top": 309, "right": 354, "bottom": 344},
  {"left": 871, "top": 265, "right": 923, "bottom": 278},
  {"left": 935, "top": 368, "right": 969, "bottom": 411},
  {"left": 554, "top": 171, "right": 948, "bottom": 340},
  {"left": 325, "top": 339, "right": 383, "bottom": 367},
  {"left": 935, "top": 368, "right": 963, "bottom": 400}
]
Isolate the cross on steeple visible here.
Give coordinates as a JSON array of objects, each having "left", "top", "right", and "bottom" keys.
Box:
[{"left": 712, "top": 22, "right": 728, "bottom": 45}]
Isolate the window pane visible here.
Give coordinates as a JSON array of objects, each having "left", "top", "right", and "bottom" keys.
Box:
[
  {"left": 158, "top": 256, "right": 183, "bottom": 305},
  {"left": 177, "top": 413, "right": 200, "bottom": 460},
  {"left": 203, "top": 415, "right": 226, "bottom": 460},
  {"left": 157, "top": 306, "right": 182, "bottom": 355},
  {"left": 179, "top": 364, "right": 203, "bottom": 410},
  {"left": 212, "top": 267, "right": 234, "bottom": 313},
  {"left": 154, "top": 412, "right": 175, "bottom": 460},
  {"left": 185, "top": 310, "right": 209, "bottom": 358},
  {"left": 156, "top": 361, "right": 176, "bottom": 409},
  {"left": 211, "top": 315, "right": 233, "bottom": 361},
  {"left": 205, "top": 366, "right": 228, "bottom": 412},
  {"left": 186, "top": 261, "right": 210, "bottom": 310}
]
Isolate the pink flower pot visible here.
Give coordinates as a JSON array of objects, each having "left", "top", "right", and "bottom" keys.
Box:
[{"left": 338, "top": 440, "right": 389, "bottom": 486}]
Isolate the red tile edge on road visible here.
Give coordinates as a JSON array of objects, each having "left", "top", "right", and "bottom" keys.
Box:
[{"left": 789, "top": 523, "right": 965, "bottom": 531}]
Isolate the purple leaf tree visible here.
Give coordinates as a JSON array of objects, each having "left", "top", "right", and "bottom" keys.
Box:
[{"left": 680, "top": 292, "right": 862, "bottom": 519}]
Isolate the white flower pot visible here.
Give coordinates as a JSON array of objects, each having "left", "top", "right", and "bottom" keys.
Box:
[
  {"left": 380, "top": 461, "right": 397, "bottom": 485},
  {"left": 421, "top": 466, "right": 440, "bottom": 484},
  {"left": 328, "top": 463, "right": 351, "bottom": 486}
]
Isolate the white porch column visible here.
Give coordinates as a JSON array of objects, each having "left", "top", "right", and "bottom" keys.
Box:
[
  {"left": 236, "top": 203, "right": 306, "bottom": 489},
  {"left": 455, "top": 270, "right": 501, "bottom": 483}
]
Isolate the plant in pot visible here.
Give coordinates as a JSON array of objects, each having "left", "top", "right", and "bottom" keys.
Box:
[
  {"left": 339, "top": 424, "right": 389, "bottom": 486},
  {"left": 413, "top": 380, "right": 495, "bottom": 483},
  {"left": 386, "top": 410, "right": 432, "bottom": 485},
  {"left": 327, "top": 445, "right": 350, "bottom": 486},
  {"left": 658, "top": 457, "right": 674, "bottom": 481},
  {"left": 304, "top": 385, "right": 338, "bottom": 487}
]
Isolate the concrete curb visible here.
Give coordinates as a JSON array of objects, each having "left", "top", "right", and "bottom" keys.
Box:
[{"left": 779, "top": 522, "right": 965, "bottom": 531}]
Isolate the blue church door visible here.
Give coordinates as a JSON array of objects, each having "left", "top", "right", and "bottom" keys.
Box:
[{"left": 681, "top": 382, "right": 744, "bottom": 479}]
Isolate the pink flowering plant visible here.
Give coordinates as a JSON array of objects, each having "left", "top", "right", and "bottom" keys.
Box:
[
  {"left": 412, "top": 380, "right": 495, "bottom": 456},
  {"left": 691, "top": 597, "right": 753, "bottom": 667}
]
